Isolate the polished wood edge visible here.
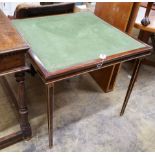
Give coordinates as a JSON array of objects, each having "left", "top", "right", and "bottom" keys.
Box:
[
  {"left": 0, "top": 131, "right": 23, "bottom": 150},
  {"left": 134, "top": 23, "right": 155, "bottom": 33},
  {"left": 31, "top": 44, "right": 151, "bottom": 82},
  {"left": 46, "top": 50, "right": 151, "bottom": 85},
  {"left": 27, "top": 50, "right": 48, "bottom": 83},
  {"left": 0, "top": 66, "right": 30, "bottom": 77},
  {"left": 0, "top": 46, "right": 29, "bottom": 56}
]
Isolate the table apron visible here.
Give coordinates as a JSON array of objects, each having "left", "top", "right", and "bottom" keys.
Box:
[{"left": 43, "top": 51, "right": 150, "bottom": 86}]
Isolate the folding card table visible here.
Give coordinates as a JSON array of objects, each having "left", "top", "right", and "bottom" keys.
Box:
[{"left": 12, "top": 12, "right": 152, "bottom": 148}]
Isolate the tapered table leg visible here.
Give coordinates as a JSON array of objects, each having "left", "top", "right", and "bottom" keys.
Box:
[
  {"left": 46, "top": 83, "right": 54, "bottom": 148},
  {"left": 15, "top": 72, "right": 32, "bottom": 139},
  {"left": 120, "top": 58, "right": 142, "bottom": 116}
]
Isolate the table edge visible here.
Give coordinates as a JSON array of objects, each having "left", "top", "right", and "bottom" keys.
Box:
[
  {"left": 28, "top": 41, "right": 152, "bottom": 82},
  {"left": 0, "top": 9, "right": 29, "bottom": 54}
]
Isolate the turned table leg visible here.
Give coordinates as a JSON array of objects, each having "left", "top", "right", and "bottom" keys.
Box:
[
  {"left": 120, "top": 58, "right": 142, "bottom": 116},
  {"left": 15, "top": 72, "right": 32, "bottom": 139},
  {"left": 46, "top": 83, "right": 54, "bottom": 148}
]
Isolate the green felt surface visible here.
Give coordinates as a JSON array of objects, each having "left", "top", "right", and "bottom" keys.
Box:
[{"left": 13, "top": 12, "right": 145, "bottom": 72}]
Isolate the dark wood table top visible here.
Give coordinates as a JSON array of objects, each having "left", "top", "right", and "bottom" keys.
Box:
[{"left": 0, "top": 10, "right": 29, "bottom": 55}]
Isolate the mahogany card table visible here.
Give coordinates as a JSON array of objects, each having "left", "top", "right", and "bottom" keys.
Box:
[
  {"left": 0, "top": 10, "right": 32, "bottom": 149},
  {"left": 12, "top": 12, "right": 152, "bottom": 148}
]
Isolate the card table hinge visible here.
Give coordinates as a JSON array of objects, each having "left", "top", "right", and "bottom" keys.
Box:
[{"left": 96, "top": 54, "right": 107, "bottom": 69}]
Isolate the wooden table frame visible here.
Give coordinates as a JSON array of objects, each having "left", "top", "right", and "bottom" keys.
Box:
[
  {"left": 0, "top": 10, "right": 32, "bottom": 150},
  {"left": 0, "top": 67, "right": 32, "bottom": 150},
  {"left": 27, "top": 42, "right": 151, "bottom": 148},
  {"left": 0, "top": 53, "right": 33, "bottom": 150}
]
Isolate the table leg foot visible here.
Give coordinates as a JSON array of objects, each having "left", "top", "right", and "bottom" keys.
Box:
[
  {"left": 120, "top": 59, "right": 142, "bottom": 116},
  {"left": 15, "top": 72, "right": 32, "bottom": 139},
  {"left": 46, "top": 83, "right": 54, "bottom": 148}
]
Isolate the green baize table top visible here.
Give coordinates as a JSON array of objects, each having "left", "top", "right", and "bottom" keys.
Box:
[{"left": 12, "top": 12, "right": 145, "bottom": 73}]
